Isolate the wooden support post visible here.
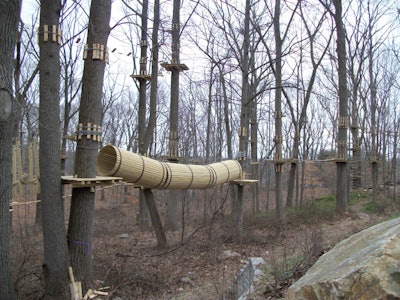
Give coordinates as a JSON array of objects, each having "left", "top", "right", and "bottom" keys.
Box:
[
  {"left": 87, "top": 122, "right": 91, "bottom": 139},
  {"left": 41, "top": 24, "right": 62, "bottom": 44},
  {"left": 68, "top": 266, "right": 82, "bottom": 300},
  {"left": 12, "top": 144, "right": 17, "bottom": 198},
  {"left": 77, "top": 123, "right": 83, "bottom": 140},
  {"left": 28, "top": 141, "right": 35, "bottom": 196},
  {"left": 83, "top": 43, "right": 109, "bottom": 63},
  {"left": 143, "top": 189, "right": 167, "bottom": 249},
  {"left": 97, "top": 126, "right": 102, "bottom": 142},
  {"left": 43, "top": 24, "right": 49, "bottom": 42},
  {"left": 33, "top": 139, "right": 40, "bottom": 194},
  {"left": 51, "top": 25, "right": 57, "bottom": 43},
  {"left": 14, "top": 140, "right": 22, "bottom": 197},
  {"left": 235, "top": 184, "right": 244, "bottom": 244}
]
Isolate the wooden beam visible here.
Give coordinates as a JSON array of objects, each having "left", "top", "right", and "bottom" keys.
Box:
[
  {"left": 160, "top": 62, "right": 189, "bottom": 72},
  {"left": 61, "top": 176, "right": 123, "bottom": 189},
  {"left": 231, "top": 179, "right": 258, "bottom": 186}
]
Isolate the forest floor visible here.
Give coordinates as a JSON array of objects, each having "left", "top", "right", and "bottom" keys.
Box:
[{"left": 10, "top": 186, "right": 400, "bottom": 299}]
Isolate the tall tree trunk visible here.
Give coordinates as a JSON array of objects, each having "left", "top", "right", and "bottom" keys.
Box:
[
  {"left": 68, "top": 0, "right": 111, "bottom": 284},
  {"left": 235, "top": 0, "right": 251, "bottom": 244},
  {"left": 39, "top": 0, "right": 70, "bottom": 297},
  {"left": 0, "top": 1, "right": 21, "bottom": 299},
  {"left": 274, "top": 0, "right": 284, "bottom": 220},
  {"left": 334, "top": 0, "right": 349, "bottom": 213},
  {"left": 250, "top": 95, "right": 259, "bottom": 213},
  {"left": 219, "top": 65, "right": 236, "bottom": 218},
  {"left": 137, "top": 0, "right": 150, "bottom": 231},
  {"left": 286, "top": 129, "right": 299, "bottom": 208},
  {"left": 392, "top": 118, "right": 398, "bottom": 200},
  {"left": 248, "top": 53, "right": 259, "bottom": 213},
  {"left": 286, "top": 3, "right": 330, "bottom": 207},
  {"left": 368, "top": 1, "right": 378, "bottom": 202},
  {"left": 141, "top": 0, "right": 167, "bottom": 248},
  {"left": 350, "top": 89, "right": 362, "bottom": 189},
  {"left": 203, "top": 64, "right": 214, "bottom": 223},
  {"left": 142, "top": 0, "right": 160, "bottom": 153},
  {"left": 165, "top": 0, "right": 182, "bottom": 231},
  {"left": 220, "top": 67, "right": 233, "bottom": 160}
]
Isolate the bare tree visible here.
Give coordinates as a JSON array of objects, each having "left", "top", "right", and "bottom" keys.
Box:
[
  {"left": 285, "top": 3, "right": 332, "bottom": 207},
  {"left": 68, "top": 0, "right": 111, "bottom": 284},
  {"left": 60, "top": 2, "right": 86, "bottom": 175},
  {"left": 368, "top": 0, "right": 378, "bottom": 201},
  {"left": 135, "top": 0, "right": 151, "bottom": 230},
  {"left": 234, "top": 0, "right": 251, "bottom": 243},
  {"left": 143, "top": 0, "right": 160, "bottom": 155},
  {"left": 188, "top": 16, "right": 235, "bottom": 161},
  {"left": 13, "top": 7, "right": 41, "bottom": 223},
  {"left": 272, "top": 0, "right": 285, "bottom": 220},
  {"left": 14, "top": 21, "right": 40, "bottom": 142},
  {"left": 346, "top": 1, "right": 368, "bottom": 190},
  {"left": 140, "top": 0, "right": 167, "bottom": 248},
  {"left": 38, "top": 0, "right": 71, "bottom": 297},
  {"left": 164, "top": 0, "right": 184, "bottom": 231},
  {"left": 0, "top": 1, "right": 21, "bottom": 299},
  {"left": 320, "top": 0, "right": 349, "bottom": 213},
  {"left": 364, "top": 0, "right": 395, "bottom": 200}
]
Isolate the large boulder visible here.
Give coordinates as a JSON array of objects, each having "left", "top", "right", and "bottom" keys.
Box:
[{"left": 286, "top": 217, "right": 400, "bottom": 300}]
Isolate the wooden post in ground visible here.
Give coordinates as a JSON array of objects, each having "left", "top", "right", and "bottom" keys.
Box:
[
  {"left": 32, "top": 139, "right": 42, "bottom": 224},
  {"left": 12, "top": 140, "right": 22, "bottom": 199},
  {"left": 143, "top": 188, "right": 167, "bottom": 249},
  {"left": 235, "top": 184, "right": 244, "bottom": 244}
]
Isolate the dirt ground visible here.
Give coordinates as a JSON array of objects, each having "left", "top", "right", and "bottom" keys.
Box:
[{"left": 10, "top": 185, "right": 399, "bottom": 299}]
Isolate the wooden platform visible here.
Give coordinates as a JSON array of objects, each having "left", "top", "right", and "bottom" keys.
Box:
[
  {"left": 160, "top": 62, "right": 189, "bottom": 72},
  {"left": 61, "top": 176, "right": 123, "bottom": 189},
  {"left": 130, "top": 74, "right": 151, "bottom": 81}
]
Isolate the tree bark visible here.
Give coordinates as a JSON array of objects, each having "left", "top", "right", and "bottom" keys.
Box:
[
  {"left": 349, "top": 69, "right": 362, "bottom": 190},
  {"left": 250, "top": 97, "right": 259, "bottom": 213},
  {"left": 234, "top": 0, "right": 251, "bottom": 243},
  {"left": 368, "top": 1, "right": 378, "bottom": 201},
  {"left": 68, "top": 0, "right": 111, "bottom": 284},
  {"left": 234, "top": 185, "right": 244, "bottom": 244},
  {"left": 137, "top": 0, "right": 151, "bottom": 231},
  {"left": 39, "top": 0, "right": 70, "bottom": 297},
  {"left": 142, "top": 0, "right": 160, "bottom": 154},
  {"left": 274, "top": 0, "right": 284, "bottom": 220},
  {"left": 333, "top": 0, "right": 349, "bottom": 213},
  {"left": 220, "top": 66, "right": 233, "bottom": 160},
  {"left": 165, "top": 0, "right": 182, "bottom": 231},
  {"left": 0, "top": 1, "right": 21, "bottom": 299}
]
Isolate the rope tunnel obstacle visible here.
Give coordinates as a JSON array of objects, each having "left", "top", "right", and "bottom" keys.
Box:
[{"left": 96, "top": 145, "right": 242, "bottom": 189}]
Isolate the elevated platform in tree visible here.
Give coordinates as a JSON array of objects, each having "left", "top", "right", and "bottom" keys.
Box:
[
  {"left": 96, "top": 145, "right": 245, "bottom": 189},
  {"left": 130, "top": 74, "right": 151, "bottom": 81},
  {"left": 61, "top": 175, "right": 123, "bottom": 189},
  {"left": 160, "top": 62, "right": 189, "bottom": 72}
]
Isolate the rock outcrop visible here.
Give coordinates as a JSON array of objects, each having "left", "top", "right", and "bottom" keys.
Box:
[{"left": 286, "top": 217, "right": 400, "bottom": 300}]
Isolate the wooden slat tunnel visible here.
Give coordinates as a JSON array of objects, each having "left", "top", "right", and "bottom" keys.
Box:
[{"left": 96, "top": 145, "right": 242, "bottom": 189}]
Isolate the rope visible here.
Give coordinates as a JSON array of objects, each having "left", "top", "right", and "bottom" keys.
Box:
[
  {"left": 68, "top": 237, "right": 91, "bottom": 255},
  {"left": 132, "top": 154, "right": 145, "bottom": 184}
]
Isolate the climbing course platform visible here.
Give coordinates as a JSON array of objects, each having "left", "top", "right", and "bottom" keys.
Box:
[{"left": 96, "top": 145, "right": 242, "bottom": 189}]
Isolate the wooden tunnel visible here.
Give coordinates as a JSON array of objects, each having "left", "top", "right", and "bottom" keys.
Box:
[{"left": 96, "top": 145, "right": 242, "bottom": 189}]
